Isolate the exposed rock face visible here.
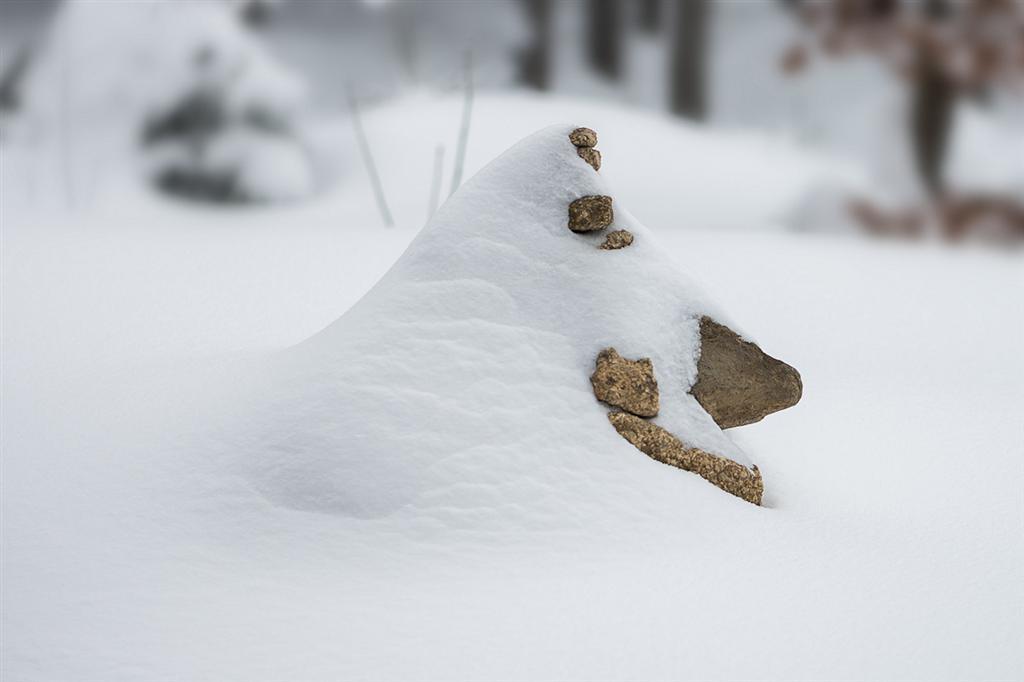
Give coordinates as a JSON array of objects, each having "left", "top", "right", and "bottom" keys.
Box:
[
  {"left": 599, "top": 229, "right": 633, "bottom": 250},
  {"left": 568, "top": 195, "right": 613, "bottom": 233},
  {"left": 692, "top": 317, "right": 802, "bottom": 429},
  {"left": 569, "top": 127, "right": 598, "bottom": 147},
  {"left": 590, "top": 348, "right": 659, "bottom": 417},
  {"left": 576, "top": 146, "right": 601, "bottom": 171},
  {"left": 608, "top": 412, "right": 764, "bottom": 505}
]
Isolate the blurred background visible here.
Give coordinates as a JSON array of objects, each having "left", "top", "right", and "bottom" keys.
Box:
[{"left": 2, "top": 0, "right": 1023, "bottom": 240}]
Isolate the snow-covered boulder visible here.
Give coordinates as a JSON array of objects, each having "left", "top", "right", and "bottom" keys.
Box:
[{"left": 242, "top": 125, "right": 801, "bottom": 516}]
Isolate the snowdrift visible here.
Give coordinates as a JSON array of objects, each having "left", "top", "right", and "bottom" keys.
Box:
[
  {"left": 5, "top": 118, "right": 1021, "bottom": 679},
  {"left": 242, "top": 125, "right": 798, "bottom": 517}
]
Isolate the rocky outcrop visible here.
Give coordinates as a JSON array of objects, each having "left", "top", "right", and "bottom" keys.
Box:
[
  {"left": 691, "top": 317, "right": 802, "bottom": 428},
  {"left": 567, "top": 127, "right": 795, "bottom": 504},
  {"left": 569, "top": 127, "right": 602, "bottom": 171},
  {"left": 608, "top": 412, "right": 764, "bottom": 505},
  {"left": 568, "top": 195, "right": 614, "bottom": 233},
  {"left": 599, "top": 229, "right": 633, "bottom": 250},
  {"left": 591, "top": 346, "right": 766, "bottom": 505},
  {"left": 590, "top": 348, "right": 659, "bottom": 417},
  {"left": 566, "top": 127, "right": 607, "bottom": 233}
]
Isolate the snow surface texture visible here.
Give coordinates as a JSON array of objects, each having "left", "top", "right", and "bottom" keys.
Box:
[
  {"left": 4, "top": 110, "right": 1022, "bottom": 680},
  {"left": 240, "top": 125, "right": 756, "bottom": 519}
]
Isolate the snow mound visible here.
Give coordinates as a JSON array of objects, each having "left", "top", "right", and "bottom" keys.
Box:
[{"left": 241, "top": 125, "right": 764, "bottom": 519}]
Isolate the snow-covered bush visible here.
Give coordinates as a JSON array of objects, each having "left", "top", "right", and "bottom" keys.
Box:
[
  {"left": 138, "top": 30, "right": 317, "bottom": 203},
  {"left": 11, "top": 0, "right": 319, "bottom": 204}
]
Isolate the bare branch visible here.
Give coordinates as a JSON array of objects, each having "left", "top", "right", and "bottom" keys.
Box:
[
  {"left": 427, "top": 144, "right": 445, "bottom": 220},
  {"left": 346, "top": 85, "right": 393, "bottom": 227},
  {"left": 449, "top": 52, "right": 474, "bottom": 197}
]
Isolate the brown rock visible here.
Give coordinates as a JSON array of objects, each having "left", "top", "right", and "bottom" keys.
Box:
[
  {"left": 577, "top": 146, "right": 602, "bottom": 171},
  {"left": 590, "top": 348, "right": 659, "bottom": 417},
  {"left": 599, "top": 229, "right": 633, "bottom": 250},
  {"left": 568, "top": 195, "right": 613, "bottom": 233},
  {"left": 608, "top": 412, "right": 764, "bottom": 505},
  {"left": 569, "top": 127, "right": 598, "bottom": 147},
  {"left": 691, "top": 316, "right": 802, "bottom": 429}
]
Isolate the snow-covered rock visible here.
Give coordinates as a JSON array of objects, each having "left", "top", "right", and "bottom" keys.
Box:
[{"left": 240, "top": 124, "right": 800, "bottom": 516}]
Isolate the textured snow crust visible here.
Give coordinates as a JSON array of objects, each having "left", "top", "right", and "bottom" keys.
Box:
[{"left": 240, "top": 125, "right": 754, "bottom": 519}]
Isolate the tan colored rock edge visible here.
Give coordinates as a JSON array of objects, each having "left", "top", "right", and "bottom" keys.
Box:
[
  {"left": 599, "top": 229, "right": 633, "bottom": 250},
  {"left": 691, "top": 317, "right": 803, "bottom": 429},
  {"left": 590, "top": 348, "right": 659, "bottom": 417},
  {"left": 608, "top": 412, "right": 764, "bottom": 505},
  {"left": 568, "top": 195, "right": 614, "bottom": 233},
  {"left": 576, "top": 146, "right": 602, "bottom": 172}
]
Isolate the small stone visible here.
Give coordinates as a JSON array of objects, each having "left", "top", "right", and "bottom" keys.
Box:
[
  {"left": 590, "top": 348, "right": 659, "bottom": 417},
  {"left": 568, "top": 195, "right": 613, "bottom": 233},
  {"left": 569, "top": 127, "right": 598, "bottom": 147},
  {"left": 599, "top": 229, "right": 633, "bottom": 250},
  {"left": 608, "top": 412, "right": 764, "bottom": 505},
  {"left": 691, "top": 317, "right": 803, "bottom": 429},
  {"left": 576, "top": 146, "right": 602, "bottom": 171}
]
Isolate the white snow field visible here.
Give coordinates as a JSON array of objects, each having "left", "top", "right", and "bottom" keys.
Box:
[{"left": 4, "top": 107, "right": 1023, "bottom": 679}]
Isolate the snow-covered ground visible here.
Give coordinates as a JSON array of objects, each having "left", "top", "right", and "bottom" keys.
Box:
[{"left": 3, "top": 97, "right": 1023, "bottom": 680}]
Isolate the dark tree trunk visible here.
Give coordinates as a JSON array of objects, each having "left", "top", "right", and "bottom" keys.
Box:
[
  {"left": 670, "top": 0, "right": 707, "bottom": 119},
  {"left": 588, "top": 0, "right": 623, "bottom": 80},
  {"left": 910, "top": 0, "right": 954, "bottom": 197},
  {"left": 519, "top": 0, "right": 553, "bottom": 90},
  {"left": 910, "top": 56, "right": 954, "bottom": 197},
  {"left": 637, "top": 0, "right": 661, "bottom": 32},
  {"left": 239, "top": 0, "right": 274, "bottom": 28},
  {"left": 0, "top": 46, "right": 32, "bottom": 114}
]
